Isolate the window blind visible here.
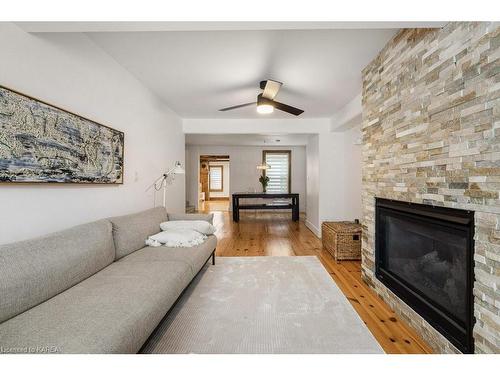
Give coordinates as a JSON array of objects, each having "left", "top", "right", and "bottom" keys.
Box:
[
  {"left": 264, "top": 152, "right": 290, "bottom": 193},
  {"left": 209, "top": 166, "right": 223, "bottom": 191}
]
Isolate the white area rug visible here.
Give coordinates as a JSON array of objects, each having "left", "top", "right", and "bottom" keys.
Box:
[{"left": 141, "top": 256, "right": 383, "bottom": 353}]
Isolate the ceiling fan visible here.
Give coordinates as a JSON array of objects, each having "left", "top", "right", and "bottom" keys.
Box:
[{"left": 219, "top": 79, "right": 304, "bottom": 116}]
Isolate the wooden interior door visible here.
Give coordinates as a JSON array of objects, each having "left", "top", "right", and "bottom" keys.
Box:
[
  {"left": 200, "top": 155, "right": 230, "bottom": 204},
  {"left": 200, "top": 160, "right": 210, "bottom": 201}
]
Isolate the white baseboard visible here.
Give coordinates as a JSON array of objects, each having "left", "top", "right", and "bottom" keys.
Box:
[{"left": 305, "top": 220, "right": 321, "bottom": 238}]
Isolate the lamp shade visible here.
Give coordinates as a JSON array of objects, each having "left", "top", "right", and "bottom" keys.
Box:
[
  {"left": 256, "top": 163, "right": 270, "bottom": 170},
  {"left": 171, "top": 161, "right": 185, "bottom": 175}
]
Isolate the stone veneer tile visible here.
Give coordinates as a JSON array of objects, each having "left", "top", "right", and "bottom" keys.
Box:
[{"left": 362, "top": 22, "right": 500, "bottom": 353}]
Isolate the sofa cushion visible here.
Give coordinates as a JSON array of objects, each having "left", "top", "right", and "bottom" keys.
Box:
[
  {"left": 160, "top": 220, "right": 216, "bottom": 235},
  {"left": 0, "top": 259, "right": 192, "bottom": 353},
  {"left": 0, "top": 220, "right": 114, "bottom": 324},
  {"left": 109, "top": 207, "right": 168, "bottom": 260},
  {"left": 120, "top": 235, "right": 217, "bottom": 276},
  {"left": 168, "top": 212, "right": 214, "bottom": 225}
]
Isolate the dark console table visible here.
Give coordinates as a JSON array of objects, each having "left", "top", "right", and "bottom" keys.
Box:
[{"left": 232, "top": 192, "right": 299, "bottom": 222}]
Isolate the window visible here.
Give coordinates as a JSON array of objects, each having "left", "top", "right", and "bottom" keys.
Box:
[
  {"left": 263, "top": 150, "right": 291, "bottom": 193},
  {"left": 209, "top": 165, "right": 223, "bottom": 192}
]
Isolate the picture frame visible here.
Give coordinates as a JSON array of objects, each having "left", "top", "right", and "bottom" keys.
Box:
[{"left": 0, "top": 85, "right": 124, "bottom": 184}]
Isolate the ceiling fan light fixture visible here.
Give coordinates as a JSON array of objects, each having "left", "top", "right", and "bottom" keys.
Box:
[
  {"left": 256, "top": 103, "right": 274, "bottom": 114},
  {"left": 219, "top": 80, "right": 303, "bottom": 116}
]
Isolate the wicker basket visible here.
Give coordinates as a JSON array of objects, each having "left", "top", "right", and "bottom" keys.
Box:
[{"left": 322, "top": 221, "right": 362, "bottom": 261}]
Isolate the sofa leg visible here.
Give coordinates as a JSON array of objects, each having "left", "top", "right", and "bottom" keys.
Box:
[{"left": 212, "top": 251, "right": 216, "bottom": 265}]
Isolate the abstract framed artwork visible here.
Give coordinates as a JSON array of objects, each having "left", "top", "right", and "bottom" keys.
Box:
[{"left": 0, "top": 85, "right": 124, "bottom": 184}]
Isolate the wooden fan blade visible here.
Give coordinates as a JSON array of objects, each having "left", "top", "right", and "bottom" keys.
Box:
[
  {"left": 218, "top": 102, "right": 256, "bottom": 111},
  {"left": 261, "top": 80, "right": 283, "bottom": 100},
  {"left": 272, "top": 101, "right": 304, "bottom": 116}
]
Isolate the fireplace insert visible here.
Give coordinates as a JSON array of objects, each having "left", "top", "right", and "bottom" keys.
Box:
[{"left": 375, "top": 198, "right": 474, "bottom": 353}]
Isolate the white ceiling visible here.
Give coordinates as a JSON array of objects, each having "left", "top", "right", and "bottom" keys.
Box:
[
  {"left": 186, "top": 133, "right": 310, "bottom": 146},
  {"left": 84, "top": 27, "right": 398, "bottom": 119}
]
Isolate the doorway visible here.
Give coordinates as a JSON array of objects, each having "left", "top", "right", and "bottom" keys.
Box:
[{"left": 199, "top": 155, "right": 230, "bottom": 212}]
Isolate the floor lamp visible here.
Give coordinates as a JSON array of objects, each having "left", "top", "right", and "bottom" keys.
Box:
[{"left": 147, "top": 161, "right": 185, "bottom": 207}]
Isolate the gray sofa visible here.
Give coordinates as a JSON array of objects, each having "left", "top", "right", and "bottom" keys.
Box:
[{"left": 0, "top": 207, "right": 216, "bottom": 354}]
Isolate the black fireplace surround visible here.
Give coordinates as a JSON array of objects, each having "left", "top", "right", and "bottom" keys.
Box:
[{"left": 375, "top": 198, "right": 474, "bottom": 353}]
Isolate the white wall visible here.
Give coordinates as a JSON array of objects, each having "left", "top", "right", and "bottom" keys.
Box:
[
  {"left": 342, "top": 125, "right": 362, "bottom": 219},
  {"left": 305, "top": 125, "right": 362, "bottom": 237},
  {"left": 305, "top": 135, "right": 320, "bottom": 235},
  {"left": 186, "top": 145, "right": 307, "bottom": 211},
  {"left": 183, "top": 118, "right": 331, "bottom": 134},
  {"left": 330, "top": 93, "right": 362, "bottom": 131},
  {"left": 0, "top": 23, "right": 185, "bottom": 244},
  {"left": 209, "top": 160, "right": 230, "bottom": 198}
]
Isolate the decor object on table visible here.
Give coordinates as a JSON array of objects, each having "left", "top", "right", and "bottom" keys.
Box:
[
  {"left": 322, "top": 221, "right": 362, "bottom": 262},
  {"left": 259, "top": 174, "right": 270, "bottom": 192},
  {"left": 147, "top": 161, "right": 185, "bottom": 207},
  {"left": 0, "top": 85, "right": 124, "bottom": 184}
]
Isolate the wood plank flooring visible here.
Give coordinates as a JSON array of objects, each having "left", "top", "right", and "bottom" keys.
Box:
[
  {"left": 207, "top": 210, "right": 433, "bottom": 354},
  {"left": 199, "top": 200, "right": 230, "bottom": 212}
]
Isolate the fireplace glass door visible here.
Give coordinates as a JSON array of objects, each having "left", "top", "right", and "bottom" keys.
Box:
[{"left": 375, "top": 198, "right": 474, "bottom": 353}]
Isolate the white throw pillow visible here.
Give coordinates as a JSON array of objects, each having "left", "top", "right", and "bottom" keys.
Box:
[
  {"left": 146, "top": 229, "right": 207, "bottom": 248},
  {"left": 160, "top": 220, "right": 216, "bottom": 235}
]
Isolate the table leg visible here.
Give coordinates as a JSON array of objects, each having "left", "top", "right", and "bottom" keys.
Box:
[
  {"left": 232, "top": 196, "right": 237, "bottom": 221},
  {"left": 293, "top": 196, "right": 299, "bottom": 221},
  {"left": 236, "top": 197, "right": 240, "bottom": 222},
  {"left": 233, "top": 196, "right": 239, "bottom": 222}
]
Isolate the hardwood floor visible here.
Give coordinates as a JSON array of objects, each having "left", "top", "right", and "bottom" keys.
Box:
[
  {"left": 206, "top": 210, "right": 433, "bottom": 354},
  {"left": 199, "top": 200, "right": 230, "bottom": 212}
]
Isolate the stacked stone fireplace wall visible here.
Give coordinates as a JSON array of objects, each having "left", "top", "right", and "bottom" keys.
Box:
[{"left": 361, "top": 22, "right": 500, "bottom": 353}]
